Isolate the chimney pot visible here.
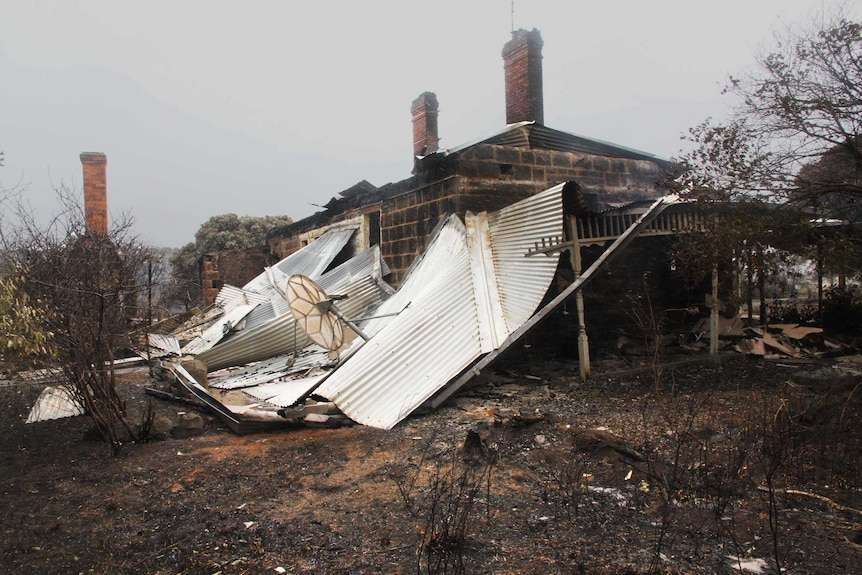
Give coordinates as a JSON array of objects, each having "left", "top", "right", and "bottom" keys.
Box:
[
  {"left": 502, "top": 28, "right": 544, "bottom": 125},
  {"left": 80, "top": 152, "right": 108, "bottom": 236}
]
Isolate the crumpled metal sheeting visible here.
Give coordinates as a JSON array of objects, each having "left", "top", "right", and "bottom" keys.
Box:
[
  {"left": 356, "top": 222, "right": 463, "bottom": 341},
  {"left": 315, "top": 246, "right": 390, "bottom": 298},
  {"left": 208, "top": 350, "right": 334, "bottom": 390},
  {"left": 317, "top": 215, "right": 483, "bottom": 429},
  {"left": 466, "top": 211, "right": 507, "bottom": 352},
  {"left": 486, "top": 183, "right": 564, "bottom": 332},
  {"left": 214, "top": 284, "right": 271, "bottom": 309},
  {"left": 198, "top": 250, "right": 390, "bottom": 371},
  {"left": 317, "top": 185, "right": 564, "bottom": 429},
  {"left": 240, "top": 300, "right": 279, "bottom": 333},
  {"left": 273, "top": 226, "right": 359, "bottom": 278},
  {"left": 241, "top": 374, "right": 327, "bottom": 408},
  {"left": 147, "top": 333, "right": 181, "bottom": 358},
  {"left": 238, "top": 246, "right": 390, "bottom": 333},
  {"left": 169, "top": 304, "right": 231, "bottom": 344},
  {"left": 26, "top": 386, "right": 85, "bottom": 423},
  {"left": 242, "top": 226, "right": 357, "bottom": 300},
  {"left": 180, "top": 303, "right": 258, "bottom": 355}
]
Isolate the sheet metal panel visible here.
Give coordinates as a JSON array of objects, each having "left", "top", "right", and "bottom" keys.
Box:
[
  {"left": 242, "top": 301, "right": 277, "bottom": 331},
  {"left": 242, "top": 374, "right": 326, "bottom": 407},
  {"left": 237, "top": 246, "right": 386, "bottom": 333},
  {"left": 465, "top": 211, "right": 507, "bottom": 352},
  {"left": 356, "top": 221, "right": 461, "bottom": 339},
  {"left": 317, "top": 185, "right": 565, "bottom": 429},
  {"left": 317, "top": 215, "right": 483, "bottom": 429},
  {"left": 209, "top": 350, "right": 334, "bottom": 390},
  {"left": 169, "top": 305, "right": 230, "bottom": 344},
  {"left": 316, "top": 246, "right": 387, "bottom": 294},
  {"left": 25, "top": 386, "right": 85, "bottom": 423},
  {"left": 147, "top": 333, "right": 181, "bottom": 357},
  {"left": 486, "top": 183, "right": 564, "bottom": 332},
  {"left": 198, "top": 249, "right": 390, "bottom": 371},
  {"left": 214, "top": 284, "right": 271, "bottom": 308},
  {"left": 431, "top": 194, "right": 678, "bottom": 409},
  {"left": 173, "top": 287, "right": 270, "bottom": 353},
  {"left": 242, "top": 227, "right": 357, "bottom": 297},
  {"left": 180, "top": 303, "right": 257, "bottom": 355}
]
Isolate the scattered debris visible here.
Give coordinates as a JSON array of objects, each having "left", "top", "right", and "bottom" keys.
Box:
[
  {"left": 726, "top": 556, "right": 769, "bottom": 574},
  {"left": 25, "top": 386, "right": 84, "bottom": 423}
]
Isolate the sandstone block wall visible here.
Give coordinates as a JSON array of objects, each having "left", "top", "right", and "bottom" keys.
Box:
[
  {"left": 200, "top": 246, "right": 272, "bottom": 306},
  {"left": 380, "top": 178, "right": 457, "bottom": 284}
]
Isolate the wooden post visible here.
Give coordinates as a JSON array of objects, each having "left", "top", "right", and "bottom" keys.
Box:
[
  {"left": 816, "top": 242, "right": 824, "bottom": 327},
  {"left": 710, "top": 264, "right": 719, "bottom": 355},
  {"left": 567, "top": 216, "right": 590, "bottom": 380}
]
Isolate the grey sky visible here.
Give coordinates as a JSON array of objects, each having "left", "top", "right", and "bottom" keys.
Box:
[{"left": 0, "top": 0, "right": 842, "bottom": 248}]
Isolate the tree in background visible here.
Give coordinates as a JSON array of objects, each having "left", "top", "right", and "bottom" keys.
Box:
[
  {"left": 674, "top": 7, "right": 861, "bottom": 323},
  {"left": 164, "top": 213, "right": 293, "bottom": 310}
]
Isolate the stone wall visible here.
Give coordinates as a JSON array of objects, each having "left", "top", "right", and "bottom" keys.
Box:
[
  {"left": 200, "top": 246, "right": 272, "bottom": 306},
  {"left": 380, "top": 177, "right": 458, "bottom": 284},
  {"left": 457, "top": 145, "right": 664, "bottom": 208}
]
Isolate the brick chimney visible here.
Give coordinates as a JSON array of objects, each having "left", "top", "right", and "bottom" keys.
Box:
[
  {"left": 411, "top": 92, "right": 439, "bottom": 157},
  {"left": 502, "top": 28, "right": 544, "bottom": 125},
  {"left": 80, "top": 152, "right": 108, "bottom": 236}
]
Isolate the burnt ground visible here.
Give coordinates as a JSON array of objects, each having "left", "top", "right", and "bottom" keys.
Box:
[{"left": 2, "top": 352, "right": 861, "bottom": 575}]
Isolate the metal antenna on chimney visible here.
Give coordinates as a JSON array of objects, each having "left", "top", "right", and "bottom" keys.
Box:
[{"left": 510, "top": 0, "right": 515, "bottom": 32}]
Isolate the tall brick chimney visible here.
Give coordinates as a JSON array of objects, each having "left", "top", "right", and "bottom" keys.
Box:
[
  {"left": 411, "top": 92, "right": 439, "bottom": 157},
  {"left": 80, "top": 152, "right": 108, "bottom": 236},
  {"left": 502, "top": 28, "right": 544, "bottom": 125}
]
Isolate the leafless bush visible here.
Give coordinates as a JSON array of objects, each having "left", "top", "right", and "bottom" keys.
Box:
[
  {"left": 386, "top": 430, "right": 440, "bottom": 509},
  {"left": 414, "top": 442, "right": 494, "bottom": 575},
  {"left": 1, "top": 185, "right": 154, "bottom": 453},
  {"left": 626, "top": 273, "right": 667, "bottom": 395},
  {"left": 532, "top": 432, "right": 593, "bottom": 521},
  {"left": 637, "top": 393, "right": 713, "bottom": 573}
]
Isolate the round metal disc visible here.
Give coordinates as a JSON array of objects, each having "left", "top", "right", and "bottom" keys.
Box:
[{"left": 286, "top": 274, "right": 345, "bottom": 352}]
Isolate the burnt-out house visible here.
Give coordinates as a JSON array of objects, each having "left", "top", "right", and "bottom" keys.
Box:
[
  {"left": 201, "top": 28, "right": 696, "bottom": 363},
  {"left": 264, "top": 28, "right": 674, "bottom": 286}
]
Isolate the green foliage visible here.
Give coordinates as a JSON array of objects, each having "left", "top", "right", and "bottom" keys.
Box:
[
  {"left": 165, "top": 242, "right": 201, "bottom": 310},
  {"left": 192, "top": 213, "right": 293, "bottom": 253},
  {"left": 164, "top": 214, "right": 292, "bottom": 309},
  {"left": 0, "top": 271, "right": 54, "bottom": 375}
]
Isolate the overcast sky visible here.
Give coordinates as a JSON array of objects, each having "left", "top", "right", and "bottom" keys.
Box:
[{"left": 0, "top": 0, "right": 847, "bottom": 248}]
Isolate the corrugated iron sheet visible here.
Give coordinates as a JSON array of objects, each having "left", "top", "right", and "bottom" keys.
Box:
[
  {"left": 242, "top": 226, "right": 357, "bottom": 299},
  {"left": 198, "top": 246, "right": 390, "bottom": 371},
  {"left": 466, "top": 211, "right": 507, "bottom": 352},
  {"left": 180, "top": 303, "right": 257, "bottom": 355},
  {"left": 147, "top": 333, "right": 181, "bottom": 358},
  {"left": 208, "top": 350, "right": 334, "bottom": 390},
  {"left": 430, "top": 193, "right": 679, "bottom": 409},
  {"left": 316, "top": 184, "right": 564, "bottom": 429},
  {"left": 316, "top": 215, "right": 481, "bottom": 429},
  {"left": 241, "top": 374, "right": 327, "bottom": 408},
  {"left": 214, "top": 284, "right": 271, "bottom": 308},
  {"left": 25, "top": 386, "right": 85, "bottom": 423},
  {"left": 486, "top": 183, "right": 564, "bottom": 332}
]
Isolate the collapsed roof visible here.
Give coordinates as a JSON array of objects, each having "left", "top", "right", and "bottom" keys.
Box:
[{"left": 157, "top": 183, "right": 677, "bottom": 431}]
